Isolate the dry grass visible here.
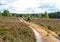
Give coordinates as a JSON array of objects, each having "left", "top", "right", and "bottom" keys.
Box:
[
  {"left": 22, "top": 19, "right": 55, "bottom": 42},
  {"left": 0, "top": 17, "right": 36, "bottom": 42},
  {"left": 29, "top": 18, "right": 60, "bottom": 39}
]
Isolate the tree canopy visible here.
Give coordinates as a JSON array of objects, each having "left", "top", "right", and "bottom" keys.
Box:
[
  {"left": 1, "top": 10, "right": 60, "bottom": 19},
  {"left": 3, "top": 10, "right": 12, "bottom": 17},
  {"left": 0, "top": 12, "right": 2, "bottom": 16},
  {"left": 44, "top": 11, "right": 49, "bottom": 18},
  {"left": 37, "top": 14, "right": 42, "bottom": 18}
]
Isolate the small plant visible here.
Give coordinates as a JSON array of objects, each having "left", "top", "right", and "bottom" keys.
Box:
[
  {"left": 48, "top": 26, "right": 51, "bottom": 30},
  {"left": 46, "top": 33, "right": 49, "bottom": 36},
  {"left": 55, "top": 31, "right": 57, "bottom": 34},
  {"left": 2, "top": 36, "right": 7, "bottom": 41},
  {"left": 40, "top": 23, "right": 45, "bottom": 27},
  {"left": 27, "top": 17, "right": 31, "bottom": 21},
  {"left": 47, "top": 31, "right": 50, "bottom": 33},
  {"left": 58, "top": 34, "right": 60, "bottom": 37}
]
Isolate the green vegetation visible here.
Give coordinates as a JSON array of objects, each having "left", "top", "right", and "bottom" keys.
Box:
[
  {"left": 3, "top": 10, "right": 12, "bottom": 17},
  {"left": 26, "top": 14, "right": 31, "bottom": 21},
  {"left": 27, "top": 17, "right": 31, "bottom": 21},
  {"left": 49, "top": 12, "right": 60, "bottom": 18},
  {"left": 1, "top": 10, "right": 60, "bottom": 19},
  {"left": 44, "top": 11, "right": 49, "bottom": 18},
  {"left": 37, "top": 14, "right": 42, "bottom": 18},
  {"left": 14, "top": 14, "right": 17, "bottom": 17},
  {"left": 0, "top": 12, "right": 2, "bottom": 16},
  {"left": 0, "top": 17, "right": 36, "bottom": 42}
]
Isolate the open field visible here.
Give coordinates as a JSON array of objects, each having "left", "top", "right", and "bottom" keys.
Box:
[
  {"left": 0, "top": 17, "right": 60, "bottom": 42},
  {"left": 29, "top": 18, "right": 60, "bottom": 37},
  {"left": 0, "top": 17, "right": 36, "bottom": 42}
]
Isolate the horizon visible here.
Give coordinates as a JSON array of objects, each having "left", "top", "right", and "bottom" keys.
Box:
[{"left": 0, "top": 0, "right": 60, "bottom": 14}]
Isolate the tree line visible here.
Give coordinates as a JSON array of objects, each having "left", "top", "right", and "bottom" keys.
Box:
[
  {"left": 0, "top": 10, "right": 49, "bottom": 18},
  {"left": 0, "top": 10, "right": 60, "bottom": 19},
  {"left": 49, "top": 12, "right": 60, "bottom": 18}
]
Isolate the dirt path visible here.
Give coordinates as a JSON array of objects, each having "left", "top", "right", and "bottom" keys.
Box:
[
  {"left": 31, "top": 27, "right": 45, "bottom": 42},
  {"left": 29, "top": 22, "right": 55, "bottom": 42},
  {"left": 19, "top": 18, "right": 45, "bottom": 42},
  {"left": 18, "top": 18, "right": 60, "bottom": 42}
]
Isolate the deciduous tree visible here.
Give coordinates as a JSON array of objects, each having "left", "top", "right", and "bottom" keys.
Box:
[{"left": 3, "top": 10, "right": 12, "bottom": 16}]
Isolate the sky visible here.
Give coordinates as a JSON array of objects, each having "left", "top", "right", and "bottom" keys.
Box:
[{"left": 0, "top": 0, "right": 60, "bottom": 13}]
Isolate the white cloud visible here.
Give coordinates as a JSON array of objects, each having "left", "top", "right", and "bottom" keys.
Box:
[
  {"left": 0, "top": 0, "right": 60, "bottom": 13},
  {"left": 0, "top": 0, "right": 16, "bottom": 4},
  {"left": 0, "top": 0, "right": 7, "bottom": 4},
  {"left": 12, "top": 0, "right": 40, "bottom": 12}
]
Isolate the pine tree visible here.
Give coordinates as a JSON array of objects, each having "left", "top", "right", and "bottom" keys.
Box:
[
  {"left": 0, "top": 12, "right": 2, "bottom": 16},
  {"left": 44, "top": 11, "right": 49, "bottom": 18}
]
